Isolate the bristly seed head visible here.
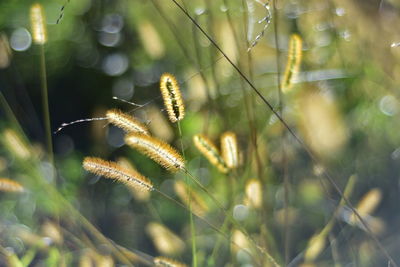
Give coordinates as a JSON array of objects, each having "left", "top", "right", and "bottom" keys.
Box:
[
  {"left": 160, "top": 73, "right": 185, "bottom": 123},
  {"left": 193, "top": 134, "right": 228, "bottom": 174},
  {"left": 0, "top": 178, "right": 25, "bottom": 193},
  {"left": 282, "top": 34, "right": 302, "bottom": 93},
  {"left": 30, "top": 3, "right": 47, "bottom": 45},
  {"left": 221, "top": 131, "right": 239, "bottom": 169},
  {"left": 125, "top": 133, "right": 185, "bottom": 172},
  {"left": 83, "top": 157, "right": 153, "bottom": 191},
  {"left": 106, "top": 109, "right": 149, "bottom": 134}
]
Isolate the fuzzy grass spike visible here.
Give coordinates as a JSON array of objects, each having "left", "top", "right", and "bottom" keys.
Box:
[
  {"left": 160, "top": 73, "right": 185, "bottom": 123},
  {"left": 125, "top": 133, "right": 185, "bottom": 172},
  {"left": 83, "top": 157, "right": 153, "bottom": 191}
]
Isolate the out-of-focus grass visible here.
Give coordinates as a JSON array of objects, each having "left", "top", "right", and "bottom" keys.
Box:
[{"left": 0, "top": 0, "right": 400, "bottom": 266}]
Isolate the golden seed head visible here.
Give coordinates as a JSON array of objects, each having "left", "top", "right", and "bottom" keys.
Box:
[
  {"left": 160, "top": 73, "right": 185, "bottom": 123},
  {"left": 2, "top": 129, "right": 31, "bottom": 160},
  {"left": 0, "top": 178, "right": 25, "bottom": 193},
  {"left": 350, "top": 188, "right": 382, "bottom": 224},
  {"left": 106, "top": 109, "right": 149, "bottom": 134},
  {"left": 30, "top": 3, "right": 47, "bottom": 45},
  {"left": 125, "top": 133, "right": 185, "bottom": 172},
  {"left": 117, "top": 157, "right": 151, "bottom": 201},
  {"left": 245, "top": 178, "right": 263, "bottom": 209},
  {"left": 154, "top": 256, "right": 188, "bottom": 267},
  {"left": 174, "top": 181, "right": 209, "bottom": 216},
  {"left": 146, "top": 222, "right": 185, "bottom": 256},
  {"left": 193, "top": 134, "right": 228, "bottom": 173},
  {"left": 282, "top": 34, "right": 302, "bottom": 93},
  {"left": 83, "top": 157, "right": 153, "bottom": 191},
  {"left": 221, "top": 131, "right": 239, "bottom": 169}
]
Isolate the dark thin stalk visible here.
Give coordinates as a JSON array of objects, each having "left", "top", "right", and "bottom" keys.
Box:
[{"left": 39, "top": 45, "right": 53, "bottom": 166}]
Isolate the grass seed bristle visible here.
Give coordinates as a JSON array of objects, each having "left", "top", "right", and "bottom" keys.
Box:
[
  {"left": 221, "top": 131, "right": 239, "bottom": 169},
  {"left": 282, "top": 34, "right": 302, "bottom": 93},
  {"left": 160, "top": 73, "right": 185, "bottom": 123},
  {"left": 193, "top": 134, "right": 228, "bottom": 174},
  {"left": 154, "top": 256, "right": 188, "bottom": 267},
  {"left": 106, "top": 109, "right": 149, "bottom": 134},
  {"left": 0, "top": 178, "right": 25, "bottom": 193},
  {"left": 30, "top": 3, "right": 47, "bottom": 45},
  {"left": 125, "top": 133, "right": 185, "bottom": 172},
  {"left": 82, "top": 157, "right": 153, "bottom": 191}
]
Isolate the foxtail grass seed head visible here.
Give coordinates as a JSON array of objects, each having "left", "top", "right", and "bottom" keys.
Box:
[
  {"left": 221, "top": 131, "right": 239, "bottom": 169},
  {"left": 125, "top": 133, "right": 185, "bottom": 172},
  {"left": 160, "top": 73, "right": 185, "bottom": 123},
  {"left": 106, "top": 109, "right": 149, "bottom": 134},
  {"left": 193, "top": 134, "right": 228, "bottom": 173},
  {"left": 117, "top": 157, "right": 151, "bottom": 201},
  {"left": 146, "top": 222, "right": 185, "bottom": 256},
  {"left": 154, "top": 257, "right": 188, "bottom": 267},
  {"left": 282, "top": 34, "right": 302, "bottom": 93},
  {"left": 82, "top": 157, "right": 153, "bottom": 192},
  {"left": 30, "top": 3, "right": 47, "bottom": 45},
  {"left": 245, "top": 178, "right": 263, "bottom": 209},
  {"left": 0, "top": 178, "right": 25, "bottom": 193},
  {"left": 3, "top": 129, "right": 31, "bottom": 160},
  {"left": 350, "top": 188, "right": 382, "bottom": 223},
  {"left": 174, "top": 181, "right": 209, "bottom": 216}
]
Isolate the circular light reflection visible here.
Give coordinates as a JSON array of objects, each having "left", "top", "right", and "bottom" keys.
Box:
[
  {"left": 102, "top": 53, "right": 128, "bottom": 76},
  {"left": 106, "top": 126, "right": 125, "bottom": 148},
  {"left": 102, "top": 14, "right": 124, "bottom": 33},
  {"left": 233, "top": 204, "right": 249, "bottom": 221},
  {"left": 10, "top": 28, "right": 32, "bottom": 51},
  {"left": 112, "top": 78, "right": 134, "bottom": 100},
  {"left": 379, "top": 95, "right": 399, "bottom": 116},
  {"left": 98, "top": 32, "right": 121, "bottom": 47}
]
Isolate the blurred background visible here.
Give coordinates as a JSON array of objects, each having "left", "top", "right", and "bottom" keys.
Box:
[{"left": 1, "top": 0, "right": 400, "bottom": 266}]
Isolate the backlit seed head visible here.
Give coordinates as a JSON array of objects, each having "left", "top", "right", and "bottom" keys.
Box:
[
  {"left": 125, "top": 133, "right": 185, "bottom": 172},
  {"left": 83, "top": 157, "right": 153, "bottom": 192},
  {"left": 174, "top": 181, "right": 209, "bottom": 216},
  {"left": 221, "top": 131, "right": 239, "bottom": 169},
  {"left": 106, "top": 109, "right": 149, "bottom": 134},
  {"left": 146, "top": 222, "right": 185, "bottom": 256},
  {"left": 30, "top": 3, "right": 47, "bottom": 45},
  {"left": 0, "top": 178, "right": 25, "bottom": 193},
  {"left": 282, "top": 34, "right": 302, "bottom": 93},
  {"left": 160, "top": 73, "right": 185, "bottom": 123},
  {"left": 193, "top": 134, "right": 228, "bottom": 174}
]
